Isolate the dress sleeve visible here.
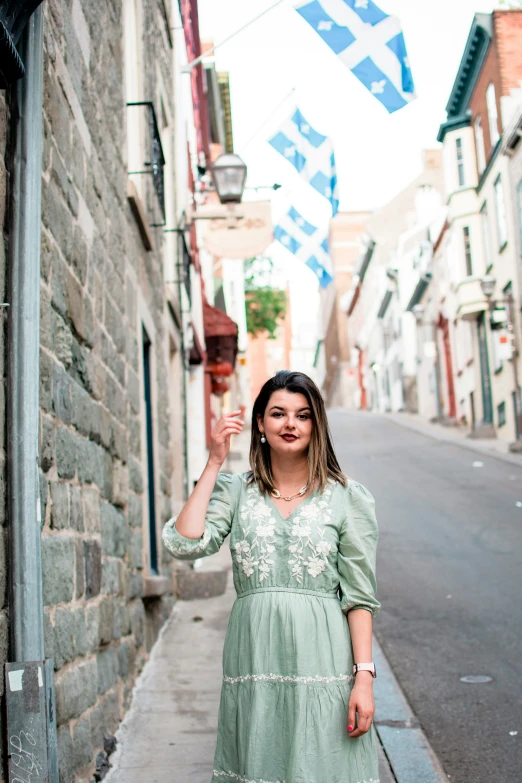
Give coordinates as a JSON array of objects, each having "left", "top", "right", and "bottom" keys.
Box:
[
  {"left": 161, "top": 473, "right": 235, "bottom": 561},
  {"left": 338, "top": 481, "right": 381, "bottom": 616}
]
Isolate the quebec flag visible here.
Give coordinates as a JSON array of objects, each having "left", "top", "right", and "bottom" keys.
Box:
[
  {"left": 274, "top": 206, "right": 333, "bottom": 288},
  {"left": 294, "top": 0, "right": 416, "bottom": 114},
  {"left": 269, "top": 109, "right": 339, "bottom": 216}
]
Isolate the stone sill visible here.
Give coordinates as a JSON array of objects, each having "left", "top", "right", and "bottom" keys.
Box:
[
  {"left": 127, "top": 179, "right": 154, "bottom": 251},
  {"left": 142, "top": 575, "right": 171, "bottom": 598}
]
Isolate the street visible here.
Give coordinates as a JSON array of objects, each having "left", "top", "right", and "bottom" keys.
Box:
[{"left": 330, "top": 410, "right": 522, "bottom": 783}]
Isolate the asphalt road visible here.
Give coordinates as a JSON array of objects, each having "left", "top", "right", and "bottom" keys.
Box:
[{"left": 329, "top": 410, "right": 522, "bottom": 783}]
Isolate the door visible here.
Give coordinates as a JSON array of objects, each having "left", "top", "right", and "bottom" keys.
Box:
[{"left": 477, "top": 313, "right": 493, "bottom": 425}]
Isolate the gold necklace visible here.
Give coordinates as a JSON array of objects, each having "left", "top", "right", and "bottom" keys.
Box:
[{"left": 270, "top": 485, "right": 309, "bottom": 502}]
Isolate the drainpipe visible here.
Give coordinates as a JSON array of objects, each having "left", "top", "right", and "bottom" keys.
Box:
[{"left": 7, "top": 6, "right": 45, "bottom": 664}]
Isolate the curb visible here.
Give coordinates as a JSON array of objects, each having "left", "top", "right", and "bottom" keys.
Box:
[
  {"left": 382, "top": 412, "right": 522, "bottom": 468},
  {"left": 373, "top": 637, "right": 448, "bottom": 783}
]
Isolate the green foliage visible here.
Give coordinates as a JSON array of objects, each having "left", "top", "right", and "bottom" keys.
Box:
[
  {"left": 244, "top": 257, "right": 287, "bottom": 339},
  {"left": 498, "top": 0, "right": 522, "bottom": 7}
]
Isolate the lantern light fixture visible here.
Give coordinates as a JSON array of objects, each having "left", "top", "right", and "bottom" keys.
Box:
[{"left": 210, "top": 154, "right": 248, "bottom": 205}]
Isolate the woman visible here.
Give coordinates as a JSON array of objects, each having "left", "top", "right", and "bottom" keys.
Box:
[{"left": 162, "top": 371, "right": 380, "bottom": 783}]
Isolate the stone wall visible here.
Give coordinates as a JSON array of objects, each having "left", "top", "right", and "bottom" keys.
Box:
[{"left": 34, "top": 1, "right": 180, "bottom": 780}]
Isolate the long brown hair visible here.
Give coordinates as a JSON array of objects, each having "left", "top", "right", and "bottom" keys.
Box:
[{"left": 248, "top": 370, "right": 347, "bottom": 494}]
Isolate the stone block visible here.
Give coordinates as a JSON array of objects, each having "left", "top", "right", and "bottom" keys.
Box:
[
  {"left": 52, "top": 311, "right": 73, "bottom": 368},
  {"left": 44, "top": 608, "right": 55, "bottom": 663},
  {"left": 53, "top": 362, "right": 73, "bottom": 425},
  {"left": 40, "top": 284, "right": 53, "bottom": 349},
  {"left": 57, "top": 725, "right": 73, "bottom": 783},
  {"left": 130, "top": 600, "right": 145, "bottom": 648},
  {"left": 111, "top": 419, "right": 127, "bottom": 462},
  {"left": 49, "top": 250, "right": 68, "bottom": 317},
  {"left": 99, "top": 597, "right": 115, "bottom": 645},
  {"left": 42, "top": 534, "right": 75, "bottom": 605},
  {"left": 72, "top": 717, "right": 91, "bottom": 771},
  {"left": 40, "top": 414, "right": 55, "bottom": 473},
  {"left": 111, "top": 461, "right": 128, "bottom": 508},
  {"left": 128, "top": 456, "right": 143, "bottom": 494},
  {"left": 99, "top": 689, "right": 120, "bottom": 736},
  {"left": 103, "top": 451, "right": 113, "bottom": 501},
  {"left": 53, "top": 606, "right": 75, "bottom": 668},
  {"left": 105, "top": 374, "right": 126, "bottom": 422},
  {"left": 128, "top": 530, "right": 143, "bottom": 570},
  {"left": 55, "top": 659, "right": 98, "bottom": 723},
  {"left": 117, "top": 639, "right": 135, "bottom": 680},
  {"left": 40, "top": 349, "right": 53, "bottom": 413},
  {"left": 101, "top": 558, "right": 119, "bottom": 595},
  {"left": 71, "top": 224, "right": 88, "bottom": 286},
  {"left": 39, "top": 471, "right": 49, "bottom": 529},
  {"left": 119, "top": 602, "right": 131, "bottom": 636},
  {"left": 83, "top": 486, "right": 100, "bottom": 533},
  {"left": 66, "top": 268, "right": 90, "bottom": 344},
  {"left": 73, "top": 607, "right": 88, "bottom": 656},
  {"left": 97, "top": 646, "right": 118, "bottom": 695},
  {"left": 0, "top": 530, "right": 6, "bottom": 612},
  {"left": 55, "top": 426, "right": 77, "bottom": 480},
  {"left": 75, "top": 537, "right": 85, "bottom": 599},
  {"left": 127, "top": 571, "right": 142, "bottom": 600},
  {"left": 77, "top": 437, "right": 105, "bottom": 488},
  {"left": 70, "top": 485, "right": 84, "bottom": 532},
  {"left": 100, "top": 501, "right": 128, "bottom": 558},
  {"left": 44, "top": 72, "right": 71, "bottom": 161},
  {"left": 127, "top": 492, "right": 142, "bottom": 528},
  {"left": 129, "top": 417, "right": 141, "bottom": 457},
  {"left": 84, "top": 539, "right": 102, "bottom": 599},
  {"left": 70, "top": 380, "right": 92, "bottom": 438},
  {"left": 176, "top": 568, "right": 228, "bottom": 601},
  {"left": 126, "top": 367, "right": 140, "bottom": 416},
  {"left": 50, "top": 482, "right": 69, "bottom": 530},
  {"left": 41, "top": 228, "right": 53, "bottom": 283},
  {"left": 85, "top": 603, "right": 99, "bottom": 652}
]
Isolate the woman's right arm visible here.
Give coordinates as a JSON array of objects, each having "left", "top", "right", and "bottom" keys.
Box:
[{"left": 162, "top": 411, "right": 244, "bottom": 559}]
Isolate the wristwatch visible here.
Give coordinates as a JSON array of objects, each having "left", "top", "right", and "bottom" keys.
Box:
[{"left": 352, "top": 662, "right": 377, "bottom": 678}]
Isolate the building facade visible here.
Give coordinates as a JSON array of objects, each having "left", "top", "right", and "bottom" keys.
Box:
[{"left": 0, "top": 1, "right": 241, "bottom": 781}]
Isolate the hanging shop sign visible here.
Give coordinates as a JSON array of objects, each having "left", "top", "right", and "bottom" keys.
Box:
[
  {"left": 200, "top": 201, "right": 273, "bottom": 258},
  {"left": 495, "top": 329, "right": 512, "bottom": 361}
]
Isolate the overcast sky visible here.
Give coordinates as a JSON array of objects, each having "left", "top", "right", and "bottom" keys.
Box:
[{"left": 196, "top": 0, "right": 500, "bottom": 352}]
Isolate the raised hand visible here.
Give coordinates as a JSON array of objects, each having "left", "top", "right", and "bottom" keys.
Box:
[{"left": 208, "top": 411, "right": 245, "bottom": 467}]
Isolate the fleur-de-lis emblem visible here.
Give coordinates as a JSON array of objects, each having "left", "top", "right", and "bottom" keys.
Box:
[
  {"left": 355, "top": 0, "right": 369, "bottom": 7},
  {"left": 300, "top": 123, "right": 310, "bottom": 134},
  {"left": 317, "top": 20, "right": 333, "bottom": 31},
  {"left": 296, "top": 217, "right": 305, "bottom": 227},
  {"left": 284, "top": 144, "right": 297, "bottom": 158},
  {"left": 281, "top": 235, "right": 291, "bottom": 246},
  {"left": 371, "top": 79, "right": 386, "bottom": 94}
]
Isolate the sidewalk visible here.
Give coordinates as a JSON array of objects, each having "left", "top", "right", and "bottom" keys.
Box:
[
  {"left": 381, "top": 410, "right": 522, "bottom": 467},
  {"left": 105, "top": 428, "right": 447, "bottom": 783}
]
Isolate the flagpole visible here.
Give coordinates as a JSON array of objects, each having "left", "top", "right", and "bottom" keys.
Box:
[
  {"left": 240, "top": 87, "right": 296, "bottom": 154},
  {"left": 182, "top": 0, "right": 287, "bottom": 72}
]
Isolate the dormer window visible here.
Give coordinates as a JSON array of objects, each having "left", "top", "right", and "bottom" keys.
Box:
[{"left": 486, "top": 83, "right": 500, "bottom": 148}]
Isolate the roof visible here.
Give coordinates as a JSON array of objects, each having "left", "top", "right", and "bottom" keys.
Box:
[
  {"left": 445, "top": 14, "right": 493, "bottom": 118},
  {"left": 203, "top": 300, "right": 238, "bottom": 338}
]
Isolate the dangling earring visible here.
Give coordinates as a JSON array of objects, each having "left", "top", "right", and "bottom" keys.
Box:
[{"left": 260, "top": 434, "right": 266, "bottom": 444}]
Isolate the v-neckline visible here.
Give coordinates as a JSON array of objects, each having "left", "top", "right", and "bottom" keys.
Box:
[{"left": 265, "top": 486, "right": 319, "bottom": 522}]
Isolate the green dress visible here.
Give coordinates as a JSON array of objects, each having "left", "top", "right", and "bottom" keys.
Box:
[{"left": 162, "top": 473, "right": 381, "bottom": 783}]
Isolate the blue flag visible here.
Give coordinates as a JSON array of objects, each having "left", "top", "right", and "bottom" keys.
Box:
[
  {"left": 294, "top": 0, "right": 416, "bottom": 114},
  {"left": 274, "top": 207, "right": 333, "bottom": 288}
]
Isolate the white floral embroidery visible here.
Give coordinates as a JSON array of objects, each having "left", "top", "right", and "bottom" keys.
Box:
[
  {"left": 162, "top": 520, "right": 211, "bottom": 556},
  {"left": 213, "top": 772, "right": 379, "bottom": 783},
  {"left": 235, "top": 486, "right": 277, "bottom": 581},
  {"left": 223, "top": 673, "right": 354, "bottom": 685},
  {"left": 287, "top": 484, "right": 333, "bottom": 584}
]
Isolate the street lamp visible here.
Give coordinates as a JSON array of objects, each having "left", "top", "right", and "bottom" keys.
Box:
[
  {"left": 210, "top": 153, "right": 248, "bottom": 204},
  {"left": 480, "top": 274, "right": 522, "bottom": 451}
]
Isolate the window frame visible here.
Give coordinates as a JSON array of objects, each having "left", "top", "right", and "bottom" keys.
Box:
[
  {"left": 486, "top": 82, "right": 500, "bottom": 149},
  {"left": 474, "top": 115, "right": 486, "bottom": 175},
  {"left": 480, "top": 201, "right": 492, "bottom": 270},
  {"left": 455, "top": 137, "right": 465, "bottom": 187},
  {"left": 462, "top": 225, "right": 473, "bottom": 276},
  {"left": 494, "top": 174, "right": 508, "bottom": 250}
]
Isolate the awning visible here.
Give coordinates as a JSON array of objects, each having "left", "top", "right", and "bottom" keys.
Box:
[{"left": 203, "top": 300, "right": 238, "bottom": 367}]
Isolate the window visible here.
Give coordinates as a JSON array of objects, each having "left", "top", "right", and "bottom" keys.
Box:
[
  {"left": 456, "top": 137, "right": 465, "bottom": 187},
  {"left": 474, "top": 116, "right": 486, "bottom": 175},
  {"left": 462, "top": 226, "right": 473, "bottom": 276},
  {"left": 486, "top": 83, "right": 500, "bottom": 148},
  {"left": 480, "top": 201, "right": 492, "bottom": 269},
  {"left": 497, "top": 401, "right": 506, "bottom": 428},
  {"left": 494, "top": 175, "right": 508, "bottom": 249}
]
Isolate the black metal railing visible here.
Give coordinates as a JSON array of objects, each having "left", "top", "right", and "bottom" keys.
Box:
[
  {"left": 0, "top": 0, "right": 45, "bottom": 87},
  {"left": 126, "top": 101, "right": 166, "bottom": 226}
]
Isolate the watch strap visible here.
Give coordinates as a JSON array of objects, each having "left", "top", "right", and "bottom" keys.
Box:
[{"left": 352, "top": 662, "right": 376, "bottom": 678}]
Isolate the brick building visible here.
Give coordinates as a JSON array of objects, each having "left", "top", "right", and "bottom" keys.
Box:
[{"left": 0, "top": 1, "right": 239, "bottom": 781}]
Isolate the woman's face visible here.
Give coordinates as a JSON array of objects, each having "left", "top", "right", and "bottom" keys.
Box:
[{"left": 258, "top": 390, "right": 313, "bottom": 458}]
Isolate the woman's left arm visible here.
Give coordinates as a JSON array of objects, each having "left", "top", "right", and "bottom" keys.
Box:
[
  {"left": 347, "top": 608, "right": 374, "bottom": 738},
  {"left": 337, "top": 481, "right": 381, "bottom": 738}
]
